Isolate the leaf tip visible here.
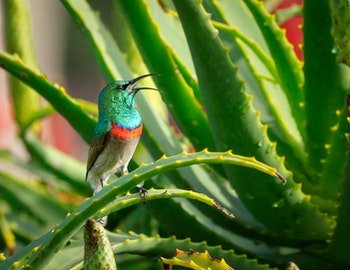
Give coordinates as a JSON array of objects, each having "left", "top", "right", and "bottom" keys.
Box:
[{"left": 276, "top": 172, "right": 287, "bottom": 184}]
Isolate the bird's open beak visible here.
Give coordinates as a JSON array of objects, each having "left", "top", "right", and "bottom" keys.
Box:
[
  {"left": 129, "top": 73, "right": 157, "bottom": 85},
  {"left": 128, "top": 73, "right": 159, "bottom": 95}
]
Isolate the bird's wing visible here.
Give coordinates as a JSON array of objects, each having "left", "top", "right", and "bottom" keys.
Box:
[{"left": 85, "top": 132, "right": 111, "bottom": 180}]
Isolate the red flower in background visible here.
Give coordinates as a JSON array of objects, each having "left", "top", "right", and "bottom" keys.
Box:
[{"left": 274, "top": 0, "right": 303, "bottom": 60}]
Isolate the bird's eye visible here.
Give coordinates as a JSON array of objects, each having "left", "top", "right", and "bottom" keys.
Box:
[{"left": 117, "top": 84, "right": 128, "bottom": 90}]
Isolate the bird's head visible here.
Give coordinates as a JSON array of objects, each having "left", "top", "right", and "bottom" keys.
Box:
[{"left": 98, "top": 73, "right": 158, "bottom": 108}]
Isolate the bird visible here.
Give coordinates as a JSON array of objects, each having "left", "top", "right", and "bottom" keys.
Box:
[{"left": 86, "top": 74, "right": 156, "bottom": 224}]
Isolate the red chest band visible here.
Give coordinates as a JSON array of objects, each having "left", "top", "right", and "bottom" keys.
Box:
[{"left": 110, "top": 123, "right": 143, "bottom": 140}]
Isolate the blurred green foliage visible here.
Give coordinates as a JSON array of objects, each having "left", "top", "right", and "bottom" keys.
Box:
[{"left": 0, "top": 0, "right": 349, "bottom": 269}]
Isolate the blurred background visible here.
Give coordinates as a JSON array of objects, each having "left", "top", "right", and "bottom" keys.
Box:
[{"left": 0, "top": 0, "right": 302, "bottom": 162}]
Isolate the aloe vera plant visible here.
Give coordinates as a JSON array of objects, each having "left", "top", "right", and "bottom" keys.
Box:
[{"left": 0, "top": 0, "right": 349, "bottom": 269}]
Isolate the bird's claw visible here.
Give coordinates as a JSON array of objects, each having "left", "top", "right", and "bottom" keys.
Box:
[
  {"left": 96, "top": 216, "right": 108, "bottom": 227},
  {"left": 138, "top": 185, "right": 148, "bottom": 205}
]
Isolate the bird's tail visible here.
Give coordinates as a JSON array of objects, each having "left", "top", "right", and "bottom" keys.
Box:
[{"left": 89, "top": 177, "right": 108, "bottom": 226}]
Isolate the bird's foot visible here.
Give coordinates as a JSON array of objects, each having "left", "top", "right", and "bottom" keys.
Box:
[
  {"left": 96, "top": 215, "right": 108, "bottom": 227},
  {"left": 137, "top": 184, "right": 148, "bottom": 205}
]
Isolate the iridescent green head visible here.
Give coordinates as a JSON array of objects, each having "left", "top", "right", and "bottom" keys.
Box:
[{"left": 95, "top": 74, "right": 156, "bottom": 136}]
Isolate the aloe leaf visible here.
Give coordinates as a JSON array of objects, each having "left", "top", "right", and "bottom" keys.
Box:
[
  {"left": 3, "top": 0, "right": 41, "bottom": 128},
  {"left": 0, "top": 210, "right": 16, "bottom": 255},
  {"left": 5, "top": 151, "right": 281, "bottom": 269},
  {"left": 0, "top": 51, "right": 95, "bottom": 143},
  {"left": 0, "top": 171, "right": 67, "bottom": 225},
  {"left": 242, "top": 0, "right": 305, "bottom": 138},
  {"left": 176, "top": 165, "right": 259, "bottom": 226},
  {"left": 170, "top": 49, "right": 202, "bottom": 102},
  {"left": 146, "top": 193, "right": 277, "bottom": 255},
  {"left": 330, "top": 0, "right": 350, "bottom": 67},
  {"left": 19, "top": 106, "right": 54, "bottom": 135},
  {"left": 205, "top": 1, "right": 277, "bottom": 114},
  {"left": 328, "top": 150, "right": 350, "bottom": 263},
  {"left": 97, "top": 188, "right": 234, "bottom": 221},
  {"left": 49, "top": 232, "right": 275, "bottom": 270},
  {"left": 212, "top": 20, "right": 308, "bottom": 180},
  {"left": 60, "top": 0, "right": 128, "bottom": 81},
  {"left": 145, "top": 175, "right": 299, "bottom": 252},
  {"left": 115, "top": 0, "right": 216, "bottom": 151},
  {"left": 6, "top": 215, "right": 40, "bottom": 245},
  {"left": 208, "top": 0, "right": 269, "bottom": 52},
  {"left": 23, "top": 134, "right": 90, "bottom": 196},
  {"left": 303, "top": 0, "right": 350, "bottom": 172},
  {"left": 319, "top": 101, "right": 350, "bottom": 199},
  {"left": 76, "top": 99, "right": 98, "bottom": 118},
  {"left": 149, "top": 1, "right": 196, "bottom": 72},
  {"left": 212, "top": 21, "right": 277, "bottom": 80},
  {"left": 202, "top": 4, "right": 308, "bottom": 181},
  {"left": 240, "top": 2, "right": 305, "bottom": 152},
  {"left": 309, "top": 195, "right": 339, "bottom": 216},
  {"left": 173, "top": 0, "right": 334, "bottom": 239},
  {"left": 0, "top": 232, "right": 52, "bottom": 270},
  {"left": 112, "top": 206, "right": 158, "bottom": 237},
  {"left": 162, "top": 249, "right": 234, "bottom": 270},
  {"left": 146, "top": 2, "right": 201, "bottom": 100},
  {"left": 148, "top": 1, "right": 196, "bottom": 74}
]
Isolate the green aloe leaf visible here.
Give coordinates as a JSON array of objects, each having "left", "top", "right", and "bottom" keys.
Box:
[
  {"left": 147, "top": 0, "right": 196, "bottom": 74},
  {"left": 0, "top": 51, "right": 95, "bottom": 143},
  {"left": 204, "top": 1, "right": 309, "bottom": 182},
  {"left": 212, "top": 21, "right": 277, "bottom": 80},
  {"left": 162, "top": 249, "right": 234, "bottom": 269},
  {"left": 319, "top": 101, "right": 350, "bottom": 199},
  {"left": 3, "top": 150, "right": 282, "bottom": 269},
  {"left": 304, "top": 0, "right": 349, "bottom": 172},
  {"left": 173, "top": 0, "right": 334, "bottom": 239},
  {"left": 0, "top": 210, "right": 16, "bottom": 255},
  {"left": 212, "top": 20, "right": 308, "bottom": 181},
  {"left": 330, "top": 0, "right": 350, "bottom": 67},
  {"left": 60, "top": 0, "right": 127, "bottom": 81},
  {"left": 208, "top": 0, "right": 269, "bottom": 52},
  {"left": 146, "top": 192, "right": 279, "bottom": 255},
  {"left": 3, "top": 0, "right": 41, "bottom": 129},
  {"left": 0, "top": 171, "right": 67, "bottom": 226},
  {"left": 328, "top": 150, "right": 350, "bottom": 263},
  {"left": 96, "top": 188, "right": 234, "bottom": 221},
  {"left": 49, "top": 232, "right": 275, "bottom": 270},
  {"left": 242, "top": 0, "right": 305, "bottom": 140},
  {"left": 200, "top": 3, "right": 309, "bottom": 184},
  {"left": 23, "top": 134, "right": 90, "bottom": 196}
]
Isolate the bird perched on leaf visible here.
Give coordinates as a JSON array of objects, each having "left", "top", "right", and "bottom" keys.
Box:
[{"left": 86, "top": 74, "right": 157, "bottom": 224}]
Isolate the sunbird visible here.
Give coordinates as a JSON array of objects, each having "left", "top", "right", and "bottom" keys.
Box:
[{"left": 86, "top": 74, "right": 157, "bottom": 224}]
